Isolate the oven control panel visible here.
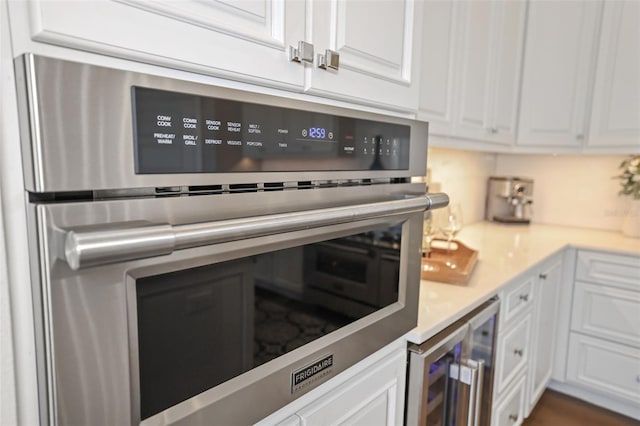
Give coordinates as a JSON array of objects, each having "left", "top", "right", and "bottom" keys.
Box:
[{"left": 133, "top": 87, "right": 411, "bottom": 174}]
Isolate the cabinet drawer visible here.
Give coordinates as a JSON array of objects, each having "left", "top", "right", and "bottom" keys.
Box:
[
  {"left": 496, "top": 314, "right": 532, "bottom": 395},
  {"left": 567, "top": 333, "right": 640, "bottom": 404},
  {"left": 492, "top": 374, "right": 526, "bottom": 426},
  {"left": 572, "top": 281, "right": 640, "bottom": 348},
  {"left": 576, "top": 251, "right": 640, "bottom": 291},
  {"left": 500, "top": 276, "right": 535, "bottom": 328}
]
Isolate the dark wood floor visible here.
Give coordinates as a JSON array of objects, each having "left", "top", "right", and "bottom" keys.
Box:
[{"left": 523, "top": 390, "right": 638, "bottom": 426}]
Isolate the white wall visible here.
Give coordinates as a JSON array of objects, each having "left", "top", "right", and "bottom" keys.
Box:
[
  {"left": 495, "top": 154, "right": 629, "bottom": 231},
  {"left": 426, "top": 147, "right": 497, "bottom": 225}
]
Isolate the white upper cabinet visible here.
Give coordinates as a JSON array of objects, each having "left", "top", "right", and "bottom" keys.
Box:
[
  {"left": 451, "top": 0, "right": 526, "bottom": 145},
  {"left": 517, "top": 0, "right": 601, "bottom": 148},
  {"left": 417, "top": 0, "right": 459, "bottom": 135},
  {"left": 587, "top": 1, "right": 640, "bottom": 151},
  {"left": 490, "top": 1, "right": 527, "bottom": 144},
  {"left": 452, "top": 0, "right": 493, "bottom": 141},
  {"left": 22, "top": 0, "right": 306, "bottom": 89},
  {"left": 15, "top": 0, "right": 423, "bottom": 113},
  {"left": 307, "top": 0, "right": 423, "bottom": 112}
]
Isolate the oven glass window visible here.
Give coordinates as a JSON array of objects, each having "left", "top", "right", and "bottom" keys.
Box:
[{"left": 136, "top": 224, "right": 402, "bottom": 419}]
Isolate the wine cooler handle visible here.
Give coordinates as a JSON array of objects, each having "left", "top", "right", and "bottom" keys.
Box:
[
  {"left": 465, "top": 359, "right": 485, "bottom": 426},
  {"left": 473, "top": 359, "right": 485, "bottom": 426}
]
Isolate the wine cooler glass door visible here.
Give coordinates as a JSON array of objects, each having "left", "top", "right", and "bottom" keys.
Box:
[{"left": 407, "top": 324, "right": 467, "bottom": 426}]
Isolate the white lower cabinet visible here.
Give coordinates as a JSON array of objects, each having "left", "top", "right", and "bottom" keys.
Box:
[
  {"left": 256, "top": 341, "right": 407, "bottom": 426},
  {"left": 493, "top": 275, "right": 534, "bottom": 422},
  {"left": 493, "top": 252, "right": 564, "bottom": 421},
  {"left": 296, "top": 349, "right": 406, "bottom": 426},
  {"left": 552, "top": 249, "right": 640, "bottom": 420},
  {"left": 492, "top": 374, "right": 526, "bottom": 426},
  {"left": 566, "top": 333, "right": 640, "bottom": 404},
  {"left": 527, "top": 256, "right": 563, "bottom": 414}
]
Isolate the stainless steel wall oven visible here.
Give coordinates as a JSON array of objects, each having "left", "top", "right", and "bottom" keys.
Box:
[{"left": 15, "top": 55, "right": 448, "bottom": 425}]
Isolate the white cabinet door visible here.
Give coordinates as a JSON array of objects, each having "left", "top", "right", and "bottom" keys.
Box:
[
  {"left": 566, "top": 333, "right": 640, "bottom": 406},
  {"left": 307, "top": 0, "right": 423, "bottom": 112},
  {"left": 488, "top": 0, "right": 526, "bottom": 145},
  {"left": 417, "top": 0, "right": 459, "bottom": 134},
  {"left": 296, "top": 349, "right": 407, "bottom": 426},
  {"left": 517, "top": 0, "right": 601, "bottom": 148},
  {"left": 22, "top": 0, "right": 306, "bottom": 89},
  {"left": 587, "top": 1, "right": 640, "bottom": 151},
  {"left": 571, "top": 282, "right": 640, "bottom": 348},
  {"left": 452, "top": 0, "right": 493, "bottom": 141},
  {"left": 452, "top": 0, "right": 525, "bottom": 145},
  {"left": 528, "top": 257, "right": 562, "bottom": 415}
]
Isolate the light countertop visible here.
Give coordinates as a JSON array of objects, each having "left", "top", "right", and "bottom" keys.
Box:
[{"left": 406, "top": 222, "right": 640, "bottom": 344}]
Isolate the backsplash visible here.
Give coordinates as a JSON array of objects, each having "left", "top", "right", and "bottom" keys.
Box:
[
  {"left": 495, "top": 154, "right": 630, "bottom": 231},
  {"left": 427, "top": 148, "right": 630, "bottom": 231}
]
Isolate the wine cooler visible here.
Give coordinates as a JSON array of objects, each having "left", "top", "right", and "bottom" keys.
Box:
[{"left": 406, "top": 299, "right": 499, "bottom": 426}]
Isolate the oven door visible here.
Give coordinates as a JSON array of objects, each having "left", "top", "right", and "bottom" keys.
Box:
[{"left": 30, "top": 185, "right": 446, "bottom": 426}]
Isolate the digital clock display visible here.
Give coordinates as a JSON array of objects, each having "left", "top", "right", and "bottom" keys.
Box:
[{"left": 309, "top": 127, "right": 327, "bottom": 139}]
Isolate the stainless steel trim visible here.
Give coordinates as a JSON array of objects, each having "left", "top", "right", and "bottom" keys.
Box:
[
  {"left": 474, "top": 359, "right": 485, "bottom": 426},
  {"left": 467, "top": 298, "right": 500, "bottom": 330},
  {"left": 408, "top": 323, "right": 467, "bottom": 360},
  {"left": 24, "top": 55, "right": 45, "bottom": 192},
  {"left": 426, "top": 192, "right": 450, "bottom": 211},
  {"left": 62, "top": 194, "right": 446, "bottom": 270},
  {"left": 34, "top": 206, "right": 55, "bottom": 426}
]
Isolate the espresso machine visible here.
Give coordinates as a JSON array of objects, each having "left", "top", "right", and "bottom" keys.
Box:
[{"left": 486, "top": 177, "right": 534, "bottom": 224}]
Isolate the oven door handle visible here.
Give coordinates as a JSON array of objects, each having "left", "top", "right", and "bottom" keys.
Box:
[{"left": 62, "top": 193, "right": 449, "bottom": 270}]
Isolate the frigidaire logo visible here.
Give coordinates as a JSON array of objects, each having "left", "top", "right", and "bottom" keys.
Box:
[{"left": 291, "top": 354, "right": 334, "bottom": 394}]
